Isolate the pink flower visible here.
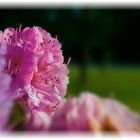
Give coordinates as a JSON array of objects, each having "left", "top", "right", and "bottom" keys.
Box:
[
  {"left": 0, "top": 27, "right": 37, "bottom": 97},
  {"left": 103, "top": 99, "right": 140, "bottom": 132},
  {"left": 26, "top": 92, "right": 140, "bottom": 132},
  {"left": 49, "top": 92, "right": 105, "bottom": 132},
  {"left": 27, "top": 63, "right": 69, "bottom": 113},
  {"left": 20, "top": 27, "right": 69, "bottom": 114},
  {"left": 0, "top": 26, "right": 69, "bottom": 115}
]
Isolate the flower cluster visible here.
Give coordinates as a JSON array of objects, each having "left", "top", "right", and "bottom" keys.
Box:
[{"left": 0, "top": 26, "right": 69, "bottom": 130}]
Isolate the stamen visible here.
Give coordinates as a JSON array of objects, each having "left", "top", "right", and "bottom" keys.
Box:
[
  {"left": 67, "top": 57, "right": 71, "bottom": 66},
  {"left": 19, "top": 24, "right": 22, "bottom": 32},
  {"left": 10, "top": 70, "right": 14, "bottom": 76},
  {"left": 47, "top": 40, "right": 51, "bottom": 44},
  {"left": 15, "top": 28, "right": 18, "bottom": 44},
  {"left": 40, "top": 42, "right": 43, "bottom": 46},
  {"left": 45, "top": 79, "right": 47, "bottom": 84},
  {"left": 8, "top": 59, "right": 11, "bottom": 74},
  {"left": 15, "top": 67, "right": 19, "bottom": 74},
  {"left": 8, "top": 37, "right": 11, "bottom": 45}
]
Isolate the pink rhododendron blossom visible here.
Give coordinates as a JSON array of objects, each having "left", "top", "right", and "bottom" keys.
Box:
[
  {"left": 49, "top": 92, "right": 105, "bottom": 132},
  {"left": 27, "top": 63, "right": 69, "bottom": 112},
  {"left": 103, "top": 99, "right": 140, "bottom": 132},
  {"left": 0, "top": 26, "right": 69, "bottom": 115}
]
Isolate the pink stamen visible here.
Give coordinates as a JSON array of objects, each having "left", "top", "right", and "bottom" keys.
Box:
[{"left": 8, "top": 59, "right": 11, "bottom": 74}]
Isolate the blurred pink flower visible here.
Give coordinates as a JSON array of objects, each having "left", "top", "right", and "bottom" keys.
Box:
[
  {"left": 0, "top": 74, "right": 13, "bottom": 131},
  {"left": 26, "top": 92, "right": 140, "bottom": 132},
  {"left": 27, "top": 92, "right": 105, "bottom": 132},
  {"left": 0, "top": 26, "right": 69, "bottom": 115},
  {"left": 103, "top": 99, "right": 140, "bottom": 132},
  {"left": 49, "top": 92, "right": 105, "bottom": 132},
  {"left": 0, "top": 43, "right": 13, "bottom": 131}
]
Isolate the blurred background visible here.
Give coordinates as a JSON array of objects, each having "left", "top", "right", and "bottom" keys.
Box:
[{"left": 0, "top": 8, "right": 140, "bottom": 115}]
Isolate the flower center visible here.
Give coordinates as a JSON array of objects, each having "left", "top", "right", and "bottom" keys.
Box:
[{"left": 31, "top": 67, "right": 60, "bottom": 92}]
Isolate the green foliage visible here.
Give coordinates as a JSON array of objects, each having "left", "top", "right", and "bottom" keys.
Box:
[{"left": 67, "top": 66, "right": 140, "bottom": 113}]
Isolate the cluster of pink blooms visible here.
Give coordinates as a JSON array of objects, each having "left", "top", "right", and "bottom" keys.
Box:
[{"left": 0, "top": 26, "right": 69, "bottom": 131}]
